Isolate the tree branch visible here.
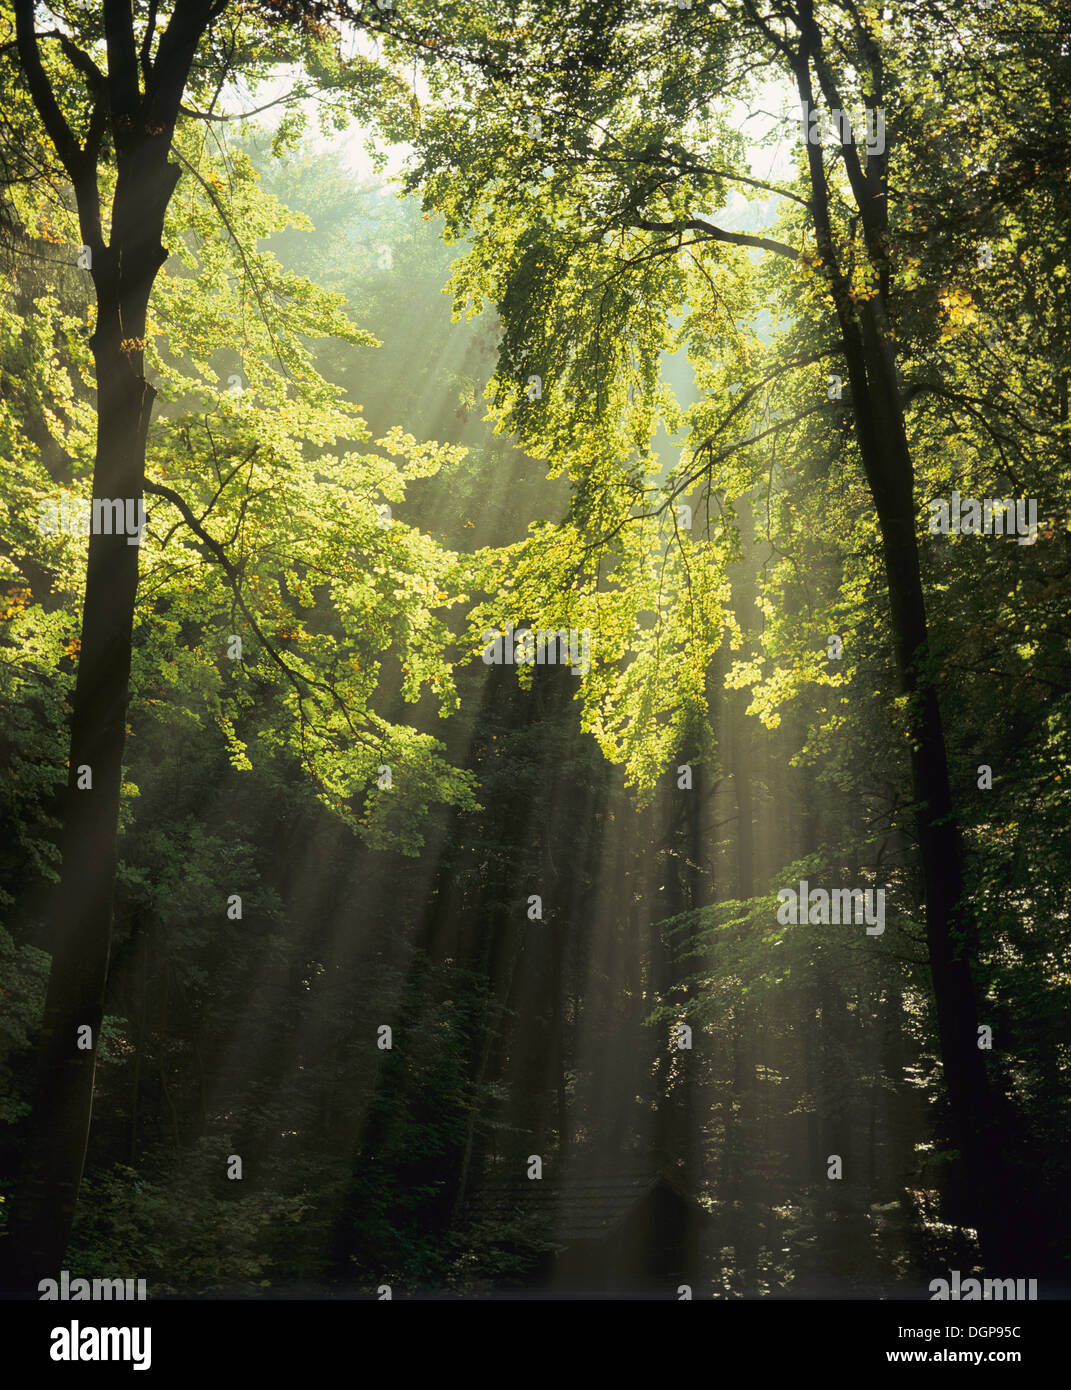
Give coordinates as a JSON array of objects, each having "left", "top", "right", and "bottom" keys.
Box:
[
  {"left": 12, "top": 4, "right": 104, "bottom": 251},
  {"left": 104, "top": 0, "right": 144, "bottom": 149},
  {"left": 634, "top": 216, "right": 799, "bottom": 261},
  {"left": 13, "top": 2, "right": 85, "bottom": 183},
  {"left": 144, "top": 479, "right": 376, "bottom": 747}
]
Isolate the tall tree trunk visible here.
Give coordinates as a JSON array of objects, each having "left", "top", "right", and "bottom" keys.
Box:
[
  {"left": 4, "top": 144, "right": 177, "bottom": 1286},
  {"left": 852, "top": 297, "right": 1010, "bottom": 1262},
  {"left": 2, "top": 0, "right": 217, "bottom": 1286},
  {"left": 793, "top": 44, "right": 1014, "bottom": 1263},
  {"left": 789, "top": 32, "right": 1022, "bottom": 1267}
]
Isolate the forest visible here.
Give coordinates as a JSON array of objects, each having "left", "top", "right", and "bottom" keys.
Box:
[{"left": 0, "top": 0, "right": 1069, "bottom": 1315}]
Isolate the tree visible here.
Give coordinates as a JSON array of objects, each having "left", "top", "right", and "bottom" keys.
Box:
[
  {"left": 370, "top": 0, "right": 1070, "bottom": 1266},
  {"left": 0, "top": 0, "right": 467, "bottom": 1285}
]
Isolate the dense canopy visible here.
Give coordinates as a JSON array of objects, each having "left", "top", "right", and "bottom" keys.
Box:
[{"left": 0, "top": 0, "right": 1068, "bottom": 1324}]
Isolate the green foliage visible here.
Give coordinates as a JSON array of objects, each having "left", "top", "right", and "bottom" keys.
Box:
[
  {"left": 1, "top": 0, "right": 1069, "bottom": 1298},
  {"left": 0, "top": 927, "right": 49, "bottom": 1129}
]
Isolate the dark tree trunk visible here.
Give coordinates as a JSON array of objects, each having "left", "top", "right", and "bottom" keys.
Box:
[
  {"left": 6, "top": 311, "right": 156, "bottom": 1284},
  {"left": 849, "top": 299, "right": 1011, "bottom": 1264},
  {"left": 2, "top": 0, "right": 206, "bottom": 1280},
  {"left": 793, "top": 45, "right": 1016, "bottom": 1264}
]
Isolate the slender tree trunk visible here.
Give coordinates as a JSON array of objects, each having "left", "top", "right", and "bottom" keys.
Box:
[
  {"left": 2, "top": 0, "right": 218, "bottom": 1284},
  {"left": 789, "top": 46, "right": 1015, "bottom": 1263},
  {"left": 850, "top": 301, "right": 1011, "bottom": 1263},
  {"left": 4, "top": 153, "right": 175, "bottom": 1286}
]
